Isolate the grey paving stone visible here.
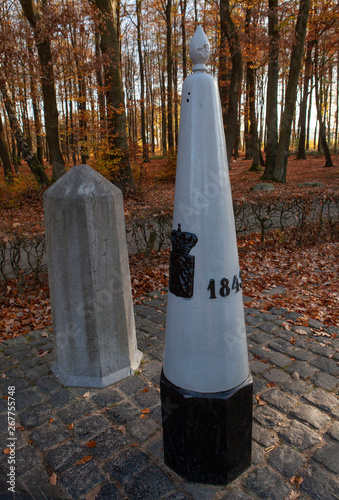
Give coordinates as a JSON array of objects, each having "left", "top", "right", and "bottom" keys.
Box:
[
  {"left": 253, "top": 405, "right": 284, "bottom": 428},
  {"left": 13, "top": 445, "right": 41, "bottom": 477},
  {"left": 313, "top": 442, "right": 339, "bottom": 473},
  {"left": 90, "top": 388, "right": 123, "bottom": 408},
  {"left": 281, "top": 378, "right": 310, "bottom": 397},
  {"left": 245, "top": 315, "right": 264, "bottom": 326},
  {"left": 104, "top": 447, "right": 149, "bottom": 483},
  {"left": 250, "top": 360, "right": 270, "bottom": 375},
  {"left": 261, "top": 388, "right": 297, "bottom": 412},
  {"left": 107, "top": 401, "right": 140, "bottom": 425},
  {"left": 118, "top": 375, "right": 145, "bottom": 397},
  {"left": 181, "top": 482, "right": 218, "bottom": 500},
  {"left": 124, "top": 465, "right": 174, "bottom": 500},
  {"left": 138, "top": 337, "right": 163, "bottom": 353},
  {"left": 221, "top": 489, "right": 253, "bottom": 500},
  {"left": 19, "top": 403, "right": 53, "bottom": 429},
  {"left": 141, "top": 360, "right": 162, "bottom": 378},
  {"left": 267, "top": 444, "right": 306, "bottom": 478},
  {"left": 166, "top": 493, "right": 190, "bottom": 500},
  {"left": 311, "top": 371, "right": 338, "bottom": 391},
  {"left": 249, "top": 345, "right": 272, "bottom": 360},
  {"left": 286, "top": 361, "right": 318, "bottom": 379},
  {"left": 96, "top": 482, "right": 122, "bottom": 499},
  {"left": 258, "top": 321, "right": 279, "bottom": 333},
  {"left": 278, "top": 419, "right": 321, "bottom": 450},
  {"left": 252, "top": 423, "right": 279, "bottom": 448},
  {"left": 134, "top": 386, "right": 160, "bottom": 408},
  {"left": 74, "top": 415, "right": 110, "bottom": 440},
  {"left": 249, "top": 331, "right": 273, "bottom": 345},
  {"left": 290, "top": 403, "right": 331, "bottom": 429},
  {"left": 46, "top": 441, "right": 88, "bottom": 472},
  {"left": 252, "top": 376, "right": 267, "bottom": 394},
  {"left": 127, "top": 416, "right": 160, "bottom": 442},
  {"left": 36, "top": 375, "right": 61, "bottom": 393},
  {"left": 245, "top": 466, "right": 291, "bottom": 500},
  {"left": 251, "top": 441, "right": 265, "bottom": 466},
  {"left": 15, "top": 388, "right": 42, "bottom": 411},
  {"left": 31, "top": 419, "right": 69, "bottom": 451},
  {"left": 49, "top": 388, "right": 76, "bottom": 410},
  {"left": 92, "top": 426, "right": 130, "bottom": 459},
  {"left": 17, "top": 466, "right": 68, "bottom": 500},
  {"left": 57, "top": 398, "right": 96, "bottom": 425},
  {"left": 267, "top": 352, "right": 292, "bottom": 367},
  {"left": 58, "top": 459, "right": 106, "bottom": 499},
  {"left": 268, "top": 339, "right": 293, "bottom": 354},
  {"left": 327, "top": 421, "right": 339, "bottom": 441},
  {"left": 289, "top": 348, "right": 314, "bottom": 361},
  {"left": 310, "top": 356, "right": 339, "bottom": 375},
  {"left": 308, "top": 342, "right": 335, "bottom": 358},
  {"left": 303, "top": 388, "right": 338, "bottom": 412},
  {"left": 262, "top": 368, "right": 290, "bottom": 384},
  {"left": 18, "top": 357, "right": 41, "bottom": 371},
  {"left": 25, "top": 364, "right": 51, "bottom": 381},
  {"left": 147, "top": 436, "right": 164, "bottom": 460},
  {"left": 300, "top": 465, "right": 339, "bottom": 500},
  {"left": 150, "top": 349, "right": 164, "bottom": 362}
]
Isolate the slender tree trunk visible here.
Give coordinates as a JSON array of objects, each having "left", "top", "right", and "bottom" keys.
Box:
[
  {"left": 0, "top": 113, "right": 13, "bottom": 182},
  {"left": 0, "top": 73, "right": 49, "bottom": 186},
  {"left": 165, "top": 0, "right": 174, "bottom": 152},
  {"left": 273, "top": 0, "right": 311, "bottom": 183},
  {"left": 220, "top": 0, "right": 243, "bottom": 167},
  {"left": 297, "top": 40, "right": 314, "bottom": 159},
  {"left": 95, "top": 31, "right": 106, "bottom": 140},
  {"left": 136, "top": 0, "right": 149, "bottom": 161},
  {"left": 314, "top": 41, "right": 333, "bottom": 167},
  {"left": 306, "top": 75, "right": 312, "bottom": 150},
  {"left": 263, "top": 0, "right": 279, "bottom": 179},
  {"left": 20, "top": 0, "right": 65, "bottom": 181},
  {"left": 93, "top": 0, "right": 134, "bottom": 192},
  {"left": 180, "top": 0, "right": 187, "bottom": 79}
]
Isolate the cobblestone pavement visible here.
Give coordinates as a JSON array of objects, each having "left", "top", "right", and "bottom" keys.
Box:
[{"left": 0, "top": 291, "right": 338, "bottom": 500}]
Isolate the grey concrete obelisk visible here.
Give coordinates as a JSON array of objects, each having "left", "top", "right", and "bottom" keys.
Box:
[{"left": 44, "top": 164, "right": 142, "bottom": 388}]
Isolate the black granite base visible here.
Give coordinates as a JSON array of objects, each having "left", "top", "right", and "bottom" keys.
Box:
[{"left": 160, "top": 371, "right": 253, "bottom": 485}]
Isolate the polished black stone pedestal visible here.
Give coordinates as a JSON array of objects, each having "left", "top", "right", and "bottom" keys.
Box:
[{"left": 160, "top": 371, "right": 253, "bottom": 485}]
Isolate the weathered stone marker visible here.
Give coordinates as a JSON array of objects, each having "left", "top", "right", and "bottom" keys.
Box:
[
  {"left": 160, "top": 27, "right": 252, "bottom": 484},
  {"left": 44, "top": 164, "right": 142, "bottom": 387}
]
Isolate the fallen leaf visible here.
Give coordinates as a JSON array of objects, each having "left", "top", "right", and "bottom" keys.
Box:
[
  {"left": 292, "top": 372, "right": 300, "bottom": 380},
  {"left": 281, "top": 322, "right": 292, "bottom": 331},
  {"left": 49, "top": 419, "right": 54, "bottom": 425},
  {"left": 68, "top": 423, "right": 74, "bottom": 430},
  {"left": 287, "top": 492, "right": 301, "bottom": 499},
  {"left": 290, "top": 475, "right": 304, "bottom": 489},
  {"left": 295, "top": 329, "right": 308, "bottom": 335},
  {"left": 141, "top": 407, "right": 150, "bottom": 414},
  {"left": 255, "top": 395, "right": 267, "bottom": 406},
  {"left": 266, "top": 382, "right": 276, "bottom": 388},
  {"left": 49, "top": 473, "right": 57, "bottom": 485},
  {"left": 289, "top": 337, "right": 296, "bottom": 344},
  {"left": 3, "top": 448, "right": 10, "bottom": 455},
  {"left": 75, "top": 455, "right": 93, "bottom": 465},
  {"left": 94, "top": 407, "right": 108, "bottom": 414},
  {"left": 117, "top": 425, "right": 126, "bottom": 434},
  {"left": 140, "top": 414, "right": 146, "bottom": 419},
  {"left": 85, "top": 485, "right": 101, "bottom": 500},
  {"left": 142, "top": 388, "right": 149, "bottom": 393},
  {"left": 38, "top": 350, "right": 50, "bottom": 358},
  {"left": 86, "top": 440, "right": 97, "bottom": 448},
  {"left": 83, "top": 392, "right": 91, "bottom": 398}
]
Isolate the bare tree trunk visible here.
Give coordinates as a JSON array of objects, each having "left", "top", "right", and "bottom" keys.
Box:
[
  {"left": 262, "top": 0, "right": 279, "bottom": 179},
  {"left": 0, "top": 73, "right": 49, "bottom": 186},
  {"left": 220, "top": 0, "right": 243, "bottom": 167},
  {"left": 19, "top": 0, "right": 65, "bottom": 182},
  {"left": 180, "top": 0, "right": 187, "bottom": 79},
  {"left": 0, "top": 113, "right": 13, "bottom": 182},
  {"left": 297, "top": 40, "right": 314, "bottom": 159},
  {"left": 93, "top": 0, "right": 134, "bottom": 192},
  {"left": 314, "top": 41, "right": 333, "bottom": 167},
  {"left": 273, "top": 0, "right": 311, "bottom": 182},
  {"left": 95, "top": 30, "right": 106, "bottom": 140},
  {"left": 165, "top": 0, "right": 174, "bottom": 152},
  {"left": 136, "top": 0, "right": 149, "bottom": 161}
]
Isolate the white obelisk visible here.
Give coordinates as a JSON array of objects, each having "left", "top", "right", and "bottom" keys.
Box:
[{"left": 160, "top": 26, "right": 252, "bottom": 485}]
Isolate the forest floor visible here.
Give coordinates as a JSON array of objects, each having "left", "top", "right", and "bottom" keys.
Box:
[{"left": 0, "top": 152, "right": 338, "bottom": 341}]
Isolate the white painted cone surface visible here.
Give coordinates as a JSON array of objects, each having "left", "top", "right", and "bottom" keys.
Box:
[{"left": 163, "top": 27, "right": 249, "bottom": 393}]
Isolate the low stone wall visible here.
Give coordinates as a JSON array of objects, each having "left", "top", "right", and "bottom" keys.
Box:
[{"left": 1, "top": 191, "right": 338, "bottom": 286}]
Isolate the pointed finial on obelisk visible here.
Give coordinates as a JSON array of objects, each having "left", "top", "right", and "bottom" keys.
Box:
[{"left": 189, "top": 25, "right": 210, "bottom": 72}]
